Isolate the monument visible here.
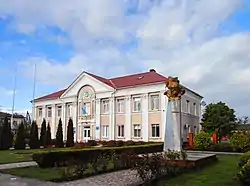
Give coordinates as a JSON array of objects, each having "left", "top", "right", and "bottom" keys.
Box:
[{"left": 163, "top": 77, "right": 185, "bottom": 152}]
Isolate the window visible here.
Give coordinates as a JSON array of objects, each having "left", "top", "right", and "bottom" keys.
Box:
[
  {"left": 117, "top": 125, "right": 124, "bottom": 137},
  {"left": 150, "top": 95, "right": 159, "bottom": 110},
  {"left": 38, "top": 108, "right": 42, "bottom": 117},
  {"left": 67, "top": 104, "right": 72, "bottom": 117},
  {"left": 117, "top": 99, "right": 124, "bottom": 113},
  {"left": 101, "top": 125, "right": 109, "bottom": 138},
  {"left": 133, "top": 97, "right": 141, "bottom": 112},
  {"left": 193, "top": 103, "right": 197, "bottom": 115},
  {"left": 102, "top": 100, "right": 109, "bottom": 114},
  {"left": 57, "top": 106, "right": 62, "bottom": 117},
  {"left": 186, "top": 100, "right": 190, "bottom": 113},
  {"left": 133, "top": 124, "right": 141, "bottom": 137},
  {"left": 151, "top": 124, "right": 160, "bottom": 137},
  {"left": 47, "top": 107, "right": 52, "bottom": 117}
]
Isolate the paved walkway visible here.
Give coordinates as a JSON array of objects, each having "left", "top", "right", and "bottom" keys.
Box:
[{"left": 0, "top": 161, "right": 37, "bottom": 170}]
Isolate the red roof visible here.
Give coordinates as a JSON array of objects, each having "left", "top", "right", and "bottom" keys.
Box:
[{"left": 34, "top": 70, "right": 167, "bottom": 101}]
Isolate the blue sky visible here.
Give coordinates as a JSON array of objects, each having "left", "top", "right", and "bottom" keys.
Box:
[{"left": 0, "top": 0, "right": 250, "bottom": 118}]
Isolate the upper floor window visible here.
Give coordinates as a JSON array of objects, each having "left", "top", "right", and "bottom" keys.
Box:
[
  {"left": 47, "top": 106, "right": 52, "bottom": 117},
  {"left": 150, "top": 94, "right": 159, "bottom": 110},
  {"left": 117, "top": 99, "right": 125, "bottom": 113},
  {"left": 38, "top": 108, "right": 42, "bottom": 117},
  {"left": 57, "top": 106, "right": 62, "bottom": 117},
  {"left": 102, "top": 99, "right": 109, "bottom": 114},
  {"left": 133, "top": 97, "right": 141, "bottom": 112},
  {"left": 67, "top": 104, "right": 72, "bottom": 117}
]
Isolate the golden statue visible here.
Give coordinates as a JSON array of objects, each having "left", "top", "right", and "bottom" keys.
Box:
[{"left": 164, "top": 76, "right": 185, "bottom": 100}]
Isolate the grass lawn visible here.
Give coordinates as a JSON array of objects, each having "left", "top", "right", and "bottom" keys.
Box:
[
  {"left": 157, "top": 155, "right": 241, "bottom": 186},
  {"left": 0, "top": 148, "right": 69, "bottom": 164}
]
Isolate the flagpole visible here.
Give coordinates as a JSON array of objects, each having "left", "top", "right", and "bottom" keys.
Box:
[
  {"left": 11, "top": 67, "right": 17, "bottom": 127},
  {"left": 32, "top": 62, "right": 37, "bottom": 121}
]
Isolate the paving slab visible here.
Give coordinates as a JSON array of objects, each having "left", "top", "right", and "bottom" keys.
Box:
[{"left": 0, "top": 161, "right": 37, "bottom": 170}]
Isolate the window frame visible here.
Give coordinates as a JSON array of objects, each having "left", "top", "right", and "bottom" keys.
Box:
[
  {"left": 117, "top": 125, "right": 124, "bottom": 138},
  {"left": 102, "top": 99, "right": 109, "bottom": 114},
  {"left": 133, "top": 97, "right": 141, "bottom": 112},
  {"left": 47, "top": 106, "right": 52, "bottom": 118},
  {"left": 133, "top": 124, "right": 141, "bottom": 138},
  {"left": 151, "top": 124, "right": 160, "bottom": 138},
  {"left": 101, "top": 125, "right": 109, "bottom": 138},
  {"left": 117, "top": 99, "right": 125, "bottom": 113},
  {"left": 150, "top": 94, "right": 160, "bottom": 110}
]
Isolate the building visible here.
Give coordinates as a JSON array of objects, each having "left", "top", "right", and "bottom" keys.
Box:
[
  {"left": 0, "top": 111, "right": 25, "bottom": 130},
  {"left": 32, "top": 69, "right": 203, "bottom": 142}
]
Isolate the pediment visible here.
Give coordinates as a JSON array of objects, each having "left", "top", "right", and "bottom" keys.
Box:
[{"left": 61, "top": 72, "right": 114, "bottom": 98}]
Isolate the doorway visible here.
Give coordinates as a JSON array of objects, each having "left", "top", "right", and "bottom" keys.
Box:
[{"left": 83, "top": 126, "right": 91, "bottom": 142}]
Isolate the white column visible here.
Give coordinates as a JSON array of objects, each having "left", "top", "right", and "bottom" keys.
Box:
[
  {"left": 95, "top": 99, "right": 101, "bottom": 140},
  {"left": 51, "top": 104, "right": 56, "bottom": 139},
  {"left": 125, "top": 95, "right": 131, "bottom": 140},
  {"left": 142, "top": 94, "right": 149, "bottom": 141},
  {"left": 62, "top": 103, "right": 66, "bottom": 141},
  {"left": 161, "top": 92, "right": 167, "bottom": 141},
  {"left": 72, "top": 102, "right": 77, "bottom": 141},
  {"left": 42, "top": 105, "right": 46, "bottom": 119},
  {"left": 109, "top": 98, "right": 115, "bottom": 140}
]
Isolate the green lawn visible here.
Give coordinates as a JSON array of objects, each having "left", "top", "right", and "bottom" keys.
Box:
[
  {"left": 0, "top": 148, "right": 69, "bottom": 164},
  {"left": 157, "top": 155, "right": 241, "bottom": 186}
]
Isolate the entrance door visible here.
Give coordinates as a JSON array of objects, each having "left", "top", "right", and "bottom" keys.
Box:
[{"left": 83, "top": 126, "right": 91, "bottom": 142}]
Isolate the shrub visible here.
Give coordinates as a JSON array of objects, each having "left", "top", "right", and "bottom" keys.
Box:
[
  {"left": 33, "top": 143, "right": 163, "bottom": 168},
  {"left": 74, "top": 142, "right": 90, "bottom": 148},
  {"left": 194, "top": 131, "right": 212, "bottom": 150},
  {"left": 131, "top": 152, "right": 182, "bottom": 183},
  {"left": 237, "top": 159, "right": 250, "bottom": 185},
  {"left": 229, "top": 133, "right": 250, "bottom": 150},
  {"left": 29, "top": 121, "right": 40, "bottom": 149},
  {"left": 207, "top": 142, "right": 233, "bottom": 152},
  {"left": 239, "top": 151, "right": 250, "bottom": 168},
  {"left": 115, "top": 140, "right": 124, "bottom": 147},
  {"left": 56, "top": 119, "right": 64, "bottom": 148},
  {"left": 66, "top": 119, "right": 74, "bottom": 147},
  {"left": 87, "top": 140, "right": 97, "bottom": 147},
  {"left": 14, "top": 122, "right": 26, "bottom": 150},
  {"left": 125, "top": 140, "right": 135, "bottom": 146},
  {"left": 105, "top": 140, "right": 116, "bottom": 147}
]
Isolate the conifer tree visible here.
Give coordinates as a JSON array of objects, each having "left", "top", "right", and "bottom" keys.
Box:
[
  {"left": 66, "top": 118, "right": 74, "bottom": 147},
  {"left": 40, "top": 119, "right": 46, "bottom": 146},
  {"left": 45, "top": 124, "right": 52, "bottom": 146},
  {"left": 56, "top": 118, "right": 64, "bottom": 148},
  {"left": 0, "top": 116, "right": 13, "bottom": 150},
  {"left": 14, "top": 122, "right": 26, "bottom": 150},
  {"left": 29, "top": 121, "right": 39, "bottom": 149}
]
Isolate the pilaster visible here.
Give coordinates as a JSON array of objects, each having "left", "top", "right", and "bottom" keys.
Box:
[
  {"left": 51, "top": 104, "right": 56, "bottom": 139},
  {"left": 142, "top": 93, "right": 149, "bottom": 141},
  {"left": 125, "top": 95, "right": 131, "bottom": 140},
  {"left": 95, "top": 99, "right": 101, "bottom": 140}
]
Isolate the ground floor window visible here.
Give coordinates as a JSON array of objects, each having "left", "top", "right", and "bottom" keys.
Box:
[
  {"left": 101, "top": 125, "right": 109, "bottom": 138},
  {"left": 117, "top": 125, "right": 124, "bottom": 137},
  {"left": 133, "top": 124, "right": 141, "bottom": 137},
  {"left": 151, "top": 124, "right": 160, "bottom": 137}
]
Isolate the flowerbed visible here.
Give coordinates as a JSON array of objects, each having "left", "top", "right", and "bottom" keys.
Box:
[{"left": 33, "top": 143, "right": 163, "bottom": 168}]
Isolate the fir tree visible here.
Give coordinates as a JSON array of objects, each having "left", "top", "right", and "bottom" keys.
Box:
[
  {"left": 0, "top": 116, "right": 13, "bottom": 150},
  {"left": 45, "top": 124, "right": 52, "bottom": 146},
  {"left": 66, "top": 118, "right": 74, "bottom": 147},
  {"left": 29, "top": 121, "right": 39, "bottom": 149},
  {"left": 40, "top": 119, "right": 46, "bottom": 147},
  {"left": 56, "top": 118, "right": 64, "bottom": 148},
  {"left": 14, "top": 122, "right": 26, "bottom": 150}
]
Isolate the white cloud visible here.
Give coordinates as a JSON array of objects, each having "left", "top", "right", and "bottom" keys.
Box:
[{"left": 0, "top": 0, "right": 250, "bottom": 116}]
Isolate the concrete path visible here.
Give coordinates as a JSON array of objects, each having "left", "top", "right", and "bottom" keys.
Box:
[
  {"left": 0, "top": 161, "right": 37, "bottom": 170},
  {"left": 186, "top": 150, "right": 244, "bottom": 155}
]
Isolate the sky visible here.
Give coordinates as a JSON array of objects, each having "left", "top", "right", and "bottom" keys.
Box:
[{"left": 0, "top": 0, "right": 250, "bottom": 117}]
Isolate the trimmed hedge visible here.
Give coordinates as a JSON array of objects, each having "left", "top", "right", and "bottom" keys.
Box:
[{"left": 33, "top": 143, "right": 163, "bottom": 168}]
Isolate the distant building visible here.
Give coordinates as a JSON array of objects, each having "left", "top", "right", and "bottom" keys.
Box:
[
  {"left": 32, "top": 70, "right": 203, "bottom": 142},
  {"left": 0, "top": 111, "right": 25, "bottom": 129}
]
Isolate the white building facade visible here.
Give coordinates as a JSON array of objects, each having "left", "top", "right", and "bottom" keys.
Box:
[{"left": 33, "top": 70, "right": 203, "bottom": 142}]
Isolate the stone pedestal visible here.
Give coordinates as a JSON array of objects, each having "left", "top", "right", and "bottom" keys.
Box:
[{"left": 164, "top": 100, "right": 182, "bottom": 151}]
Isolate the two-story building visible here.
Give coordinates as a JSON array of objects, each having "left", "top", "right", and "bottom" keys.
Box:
[{"left": 32, "top": 69, "right": 203, "bottom": 142}]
